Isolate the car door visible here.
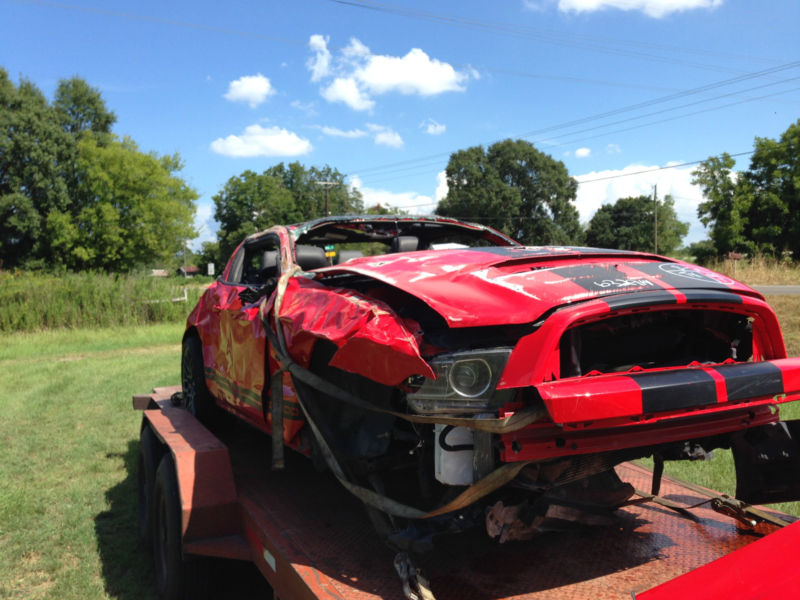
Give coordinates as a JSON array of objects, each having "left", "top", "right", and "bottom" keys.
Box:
[{"left": 207, "top": 234, "right": 281, "bottom": 429}]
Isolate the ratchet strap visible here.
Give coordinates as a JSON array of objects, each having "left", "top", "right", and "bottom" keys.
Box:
[{"left": 258, "top": 268, "right": 544, "bottom": 519}]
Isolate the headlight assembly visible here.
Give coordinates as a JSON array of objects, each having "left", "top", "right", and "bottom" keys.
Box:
[{"left": 406, "top": 348, "right": 513, "bottom": 414}]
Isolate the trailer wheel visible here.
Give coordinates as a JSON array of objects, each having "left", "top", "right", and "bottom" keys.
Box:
[
  {"left": 152, "top": 453, "right": 210, "bottom": 600},
  {"left": 137, "top": 424, "right": 163, "bottom": 545},
  {"left": 181, "top": 334, "right": 214, "bottom": 424}
]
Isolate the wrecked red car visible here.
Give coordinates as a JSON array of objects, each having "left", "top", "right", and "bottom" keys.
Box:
[{"left": 183, "top": 215, "right": 800, "bottom": 548}]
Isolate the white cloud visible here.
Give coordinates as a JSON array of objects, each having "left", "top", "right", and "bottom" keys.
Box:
[
  {"left": 575, "top": 147, "right": 592, "bottom": 158},
  {"left": 189, "top": 202, "right": 217, "bottom": 251},
  {"left": 307, "top": 34, "right": 332, "bottom": 82},
  {"left": 557, "top": 0, "right": 724, "bottom": 18},
  {"left": 223, "top": 74, "right": 275, "bottom": 108},
  {"left": 606, "top": 143, "right": 621, "bottom": 154},
  {"left": 342, "top": 37, "right": 370, "bottom": 59},
  {"left": 367, "top": 123, "right": 404, "bottom": 148},
  {"left": 435, "top": 170, "right": 449, "bottom": 202},
  {"left": 350, "top": 175, "right": 436, "bottom": 214},
  {"left": 421, "top": 118, "right": 446, "bottom": 135},
  {"left": 210, "top": 124, "right": 312, "bottom": 158},
  {"left": 320, "top": 126, "right": 368, "bottom": 139},
  {"left": 321, "top": 77, "right": 375, "bottom": 111},
  {"left": 356, "top": 48, "right": 467, "bottom": 96},
  {"left": 307, "top": 35, "right": 471, "bottom": 111},
  {"left": 573, "top": 163, "right": 708, "bottom": 245},
  {"left": 290, "top": 99, "right": 317, "bottom": 116}
]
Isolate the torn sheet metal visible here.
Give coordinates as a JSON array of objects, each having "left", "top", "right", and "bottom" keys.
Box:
[
  {"left": 270, "top": 275, "right": 434, "bottom": 386},
  {"left": 317, "top": 249, "right": 764, "bottom": 328}
]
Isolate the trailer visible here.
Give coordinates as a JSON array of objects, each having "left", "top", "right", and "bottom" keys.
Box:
[{"left": 135, "top": 385, "right": 800, "bottom": 600}]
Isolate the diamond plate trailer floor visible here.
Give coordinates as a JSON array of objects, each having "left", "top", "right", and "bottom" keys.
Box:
[{"left": 135, "top": 386, "right": 798, "bottom": 600}]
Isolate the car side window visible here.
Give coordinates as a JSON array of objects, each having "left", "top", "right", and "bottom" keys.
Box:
[
  {"left": 231, "top": 236, "right": 282, "bottom": 287},
  {"left": 225, "top": 247, "right": 246, "bottom": 284}
]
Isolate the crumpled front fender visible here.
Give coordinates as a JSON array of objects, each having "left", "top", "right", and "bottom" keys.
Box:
[{"left": 268, "top": 276, "right": 435, "bottom": 386}]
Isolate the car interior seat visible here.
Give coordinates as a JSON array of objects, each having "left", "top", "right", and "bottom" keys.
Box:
[
  {"left": 390, "top": 235, "right": 419, "bottom": 253},
  {"left": 334, "top": 249, "right": 364, "bottom": 264},
  {"left": 261, "top": 250, "right": 279, "bottom": 280},
  {"left": 295, "top": 245, "right": 329, "bottom": 270}
]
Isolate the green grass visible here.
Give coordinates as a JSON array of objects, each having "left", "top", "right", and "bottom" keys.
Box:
[
  {"left": 2, "top": 297, "right": 800, "bottom": 598},
  {"left": 0, "top": 323, "right": 184, "bottom": 600},
  {"left": 0, "top": 271, "right": 206, "bottom": 333}
]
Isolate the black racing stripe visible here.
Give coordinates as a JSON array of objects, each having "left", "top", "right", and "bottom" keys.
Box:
[
  {"left": 633, "top": 262, "right": 728, "bottom": 289},
  {"left": 715, "top": 362, "right": 784, "bottom": 402},
  {"left": 631, "top": 369, "right": 718, "bottom": 413},
  {"left": 548, "top": 264, "right": 664, "bottom": 295},
  {"left": 604, "top": 290, "right": 678, "bottom": 310},
  {"left": 682, "top": 290, "right": 743, "bottom": 304}
]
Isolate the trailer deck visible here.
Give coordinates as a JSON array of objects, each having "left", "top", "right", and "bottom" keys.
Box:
[{"left": 135, "top": 386, "right": 798, "bottom": 599}]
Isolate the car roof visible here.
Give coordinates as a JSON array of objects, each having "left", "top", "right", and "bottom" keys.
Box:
[{"left": 287, "top": 214, "right": 520, "bottom": 247}]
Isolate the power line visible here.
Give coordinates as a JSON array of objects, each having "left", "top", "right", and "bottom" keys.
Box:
[
  {"left": 329, "top": 0, "right": 783, "bottom": 72},
  {"left": 347, "top": 60, "right": 800, "bottom": 180},
  {"left": 574, "top": 151, "right": 754, "bottom": 184},
  {"left": 357, "top": 81, "right": 798, "bottom": 188}
]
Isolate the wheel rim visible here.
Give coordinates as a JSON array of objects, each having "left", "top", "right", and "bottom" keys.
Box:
[{"left": 181, "top": 345, "right": 197, "bottom": 416}]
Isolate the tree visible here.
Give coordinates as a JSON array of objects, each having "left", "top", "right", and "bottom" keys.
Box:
[
  {"left": 53, "top": 77, "right": 116, "bottom": 136},
  {"left": 745, "top": 120, "right": 800, "bottom": 257},
  {"left": 213, "top": 163, "right": 365, "bottom": 261},
  {"left": 264, "top": 162, "right": 363, "bottom": 219},
  {"left": 0, "top": 69, "right": 74, "bottom": 268},
  {"left": 197, "top": 241, "right": 220, "bottom": 275},
  {"left": 213, "top": 170, "right": 297, "bottom": 260},
  {"left": 585, "top": 194, "right": 688, "bottom": 254},
  {"left": 692, "top": 119, "right": 800, "bottom": 258},
  {"left": 1, "top": 69, "right": 197, "bottom": 271},
  {"left": 47, "top": 134, "right": 197, "bottom": 271},
  {"left": 692, "top": 153, "right": 750, "bottom": 255},
  {"left": 436, "top": 139, "right": 582, "bottom": 245}
]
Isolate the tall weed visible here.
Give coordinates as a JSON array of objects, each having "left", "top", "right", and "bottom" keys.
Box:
[
  {"left": 0, "top": 271, "right": 207, "bottom": 332},
  {"left": 704, "top": 255, "right": 800, "bottom": 285}
]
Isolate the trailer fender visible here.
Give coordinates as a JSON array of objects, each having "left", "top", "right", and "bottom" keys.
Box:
[{"left": 142, "top": 408, "right": 242, "bottom": 547}]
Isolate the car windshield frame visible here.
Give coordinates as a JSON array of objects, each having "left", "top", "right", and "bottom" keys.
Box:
[{"left": 288, "top": 215, "right": 520, "bottom": 248}]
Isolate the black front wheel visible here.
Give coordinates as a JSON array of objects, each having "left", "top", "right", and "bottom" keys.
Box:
[{"left": 181, "top": 334, "right": 214, "bottom": 424}]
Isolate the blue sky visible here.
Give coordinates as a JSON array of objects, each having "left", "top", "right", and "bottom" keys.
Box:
[{"left": 2, "top": 0, "right": 799, "bottom": 249}]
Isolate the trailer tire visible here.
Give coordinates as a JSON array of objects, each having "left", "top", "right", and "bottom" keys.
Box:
[
  {"left": 152, "top": 454, "right": 210, "bottom": 600},
  {"left": 181, "top": 334, "right": 214, "bottom": 425},
  {"left": 137, "top": 424, "right": 163, "bottom": 545}
]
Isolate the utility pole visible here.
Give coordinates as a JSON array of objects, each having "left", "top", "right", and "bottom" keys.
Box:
[
  {"left": 314, "top": 180, "right": 337, "bottom": 217},
  {"left": 653, "top": 184, "right": 658, "bottom": 255}
]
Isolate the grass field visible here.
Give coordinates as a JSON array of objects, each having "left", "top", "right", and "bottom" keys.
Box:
[
  {"left": 2, "top": 297, "right": 800, "bottom": 599},
  {"left": 0, "top": 324, "right": 182, "bottom": 600}
]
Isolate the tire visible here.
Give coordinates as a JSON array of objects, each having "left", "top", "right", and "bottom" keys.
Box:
[
  {"left": 181, "top": 334, "right": 214, "bottom": 424},
  {"left": 137, "top": 424, "right": 163, "bottom": 545},
  {"left": 153, "top": 454, "right": 185, "bottom": 600},
  {"left": 152, "top": 454, "right": 212, "bottom": 600}
]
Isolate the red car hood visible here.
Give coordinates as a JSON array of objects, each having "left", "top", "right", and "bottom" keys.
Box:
[{"left": 317, "top": 247, "right": 760, "bottom": 328}]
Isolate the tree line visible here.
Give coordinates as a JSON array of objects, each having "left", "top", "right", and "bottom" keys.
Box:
[
  {"left": 3, "top": 68, "right": 798, "bottom": 273},
  {"left": 1, "top": 69, "right": 197, "bottom": 271},
  {"left": 691, "top": 119, "right": 800, "bottom": 262}
]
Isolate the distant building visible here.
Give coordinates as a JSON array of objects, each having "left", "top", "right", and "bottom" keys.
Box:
[
  {"left": 149, "top": 269, "right": 170, "bottom": 278},
  {"left": 178, "top": 265, "right": 201, "bottom": 278}
]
